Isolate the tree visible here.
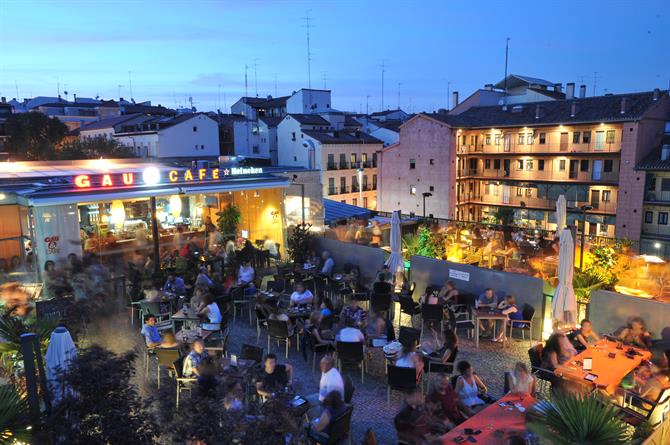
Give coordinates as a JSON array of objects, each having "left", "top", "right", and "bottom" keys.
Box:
[
  {"left": 493, "top": 207, "right": 516, "bottom": 226},
  {"left": 286, "top": 223, "right": 314, "bottom": 264},
  {"left": 0, "top": 385, "right": 31, "bottom": 445},
  {"left": 57, "top": 136, "right": 135, "bottom": 160},
  {"left": 216, "top": 204, "right": 241, "bottom": 238},
  {"left": 46, "top": 346, "right": 158, "bottom": 444},
  {"left": 4, "top": 112, "right": 67, "bottom": 160}
]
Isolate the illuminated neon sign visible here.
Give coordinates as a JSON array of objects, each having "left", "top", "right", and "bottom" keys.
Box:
[{"left": 73, "top": 166, "right": 264, "bottom": 189}]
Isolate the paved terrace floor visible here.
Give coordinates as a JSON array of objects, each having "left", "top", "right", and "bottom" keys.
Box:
[{"left": 87, "top": 297, "right": 533, "bottom": 444}]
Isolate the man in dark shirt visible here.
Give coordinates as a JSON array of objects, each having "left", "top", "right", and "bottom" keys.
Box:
[
  {"left": 372, "top": 272, "right": 393, "bottom": 295},
  {"left": 256, "top": 353, "right": 293, "bottom": 398},
  {"left": 426, "top": 374, "right": 467, "bottom": 428},
  {"left": 394, "top": 389, "right": 448, "bottom": 444}
]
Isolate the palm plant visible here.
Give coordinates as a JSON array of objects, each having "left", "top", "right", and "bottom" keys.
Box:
[
  {"left": 527, "top": 392, "right": 631, "bottom": 445},
  {"left": 0, "top": 385, "right": 31, "bottom": 445},
  {"left": 0, "top": 314, "right": 59, "bottom": 382}
]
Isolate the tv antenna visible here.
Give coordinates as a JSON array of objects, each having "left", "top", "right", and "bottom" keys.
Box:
[
  {"left": 273, "top": 73, "right": 278, "bottom": 97},
  {"left": 592, "top": 72, "right": 599, "bottom": 96},
  {"left": 128, "top": 71, "right": 133, "bottom": 100},
  {"left": 397, "top": 82, "right": 402, "bottom": 109},
  {"left": 253, "top": 59, "right": 259, "bottom": 97},
  {"left": 380, "top": 60, "right": 386, "bottom": 111},
  {"left": 322, "top": 72, "right": 327, "bottom": 89},
  {"left": 302, "top": 10, "right": 313, "bottom": 89}
]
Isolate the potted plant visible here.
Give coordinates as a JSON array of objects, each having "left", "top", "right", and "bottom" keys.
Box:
[
  {"left": 526, "top": 392, "right": 632, "bottom": 444},
  {"left": 0, "top": 385, "right": 31, "bottom": 444},
  {"left": 286, "top": 223, "right": 314, "bottom": 264},
  {"left": 216, "top": 204, "right": 241, "bottom": 238}
]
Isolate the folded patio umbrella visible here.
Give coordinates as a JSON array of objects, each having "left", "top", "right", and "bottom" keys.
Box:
[
  {"left": 552, "top": 227, "right": 577, "bottom": 325},
  {"left": 385, "top": 210, "right": 404, "bottom": 274},
  {"left": 556, "top": 195, "right": 567, "bottom": 230},
  {"left": 45, "top": 326, "right": 77, "bottom": 405}
]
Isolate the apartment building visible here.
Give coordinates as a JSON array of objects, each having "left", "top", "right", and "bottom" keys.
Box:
[{"left": 637, "top": 125, "right": 670, "bottom": 256}]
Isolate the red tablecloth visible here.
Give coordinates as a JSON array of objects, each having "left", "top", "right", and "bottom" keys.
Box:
[
  {"left": 441, "top": 394, "right": 536, "bottom": 444},
  {"left": 555, "top": 340, "right": 651, "bottom": 394}
]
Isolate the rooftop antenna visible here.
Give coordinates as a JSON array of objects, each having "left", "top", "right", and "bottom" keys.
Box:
[
  {"left": 244, "top": 64, "right": 249, "bottom": 98},
  {"left": 322, "top": 72, "right": 327, "bottom": 89},
  {"left": 273, "top": 73, "right": 278, "bottom": 97},
  {"left": 302, "top": 10, "right": 313, "bottom": 89},
  {"left": 117, "top": 84, "right": 124, "bottom": 100},
  {"left": 223, "top": 92, "right": 227, "bottom": 111},
  {"left": 503, "top": 37, "right": 510, "bottom": 100},
  {"left": 217, "top": 84, "right": 221, "bottom": 111},
  {"left": 397, "top": 82, "right": 402, "bottom": 109},
  {"left": 57, "top": 77, "right": 61, "bottom": 98},
  {"left": 447, "top": 80, "right": 451, "bottom": 110},
  {"left": 253, "top": 59, "right": 259, "bottom": 97},
  {"left": 128, "top": 71, "right": 133, "bottom": 101},
  {"left": 14, "top": 81, "right": 19, "bottom": 101},
  {"left": 380, "top": 60, "right": 386, "bottom": 111},
  {"left": 365, "top": 95, "right": 370, "bottom": 115},
  {"left": 592, "top": 71, "right": 599, "bottom": 96}
]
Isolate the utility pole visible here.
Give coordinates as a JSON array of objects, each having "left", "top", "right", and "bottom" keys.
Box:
[
  {"left": 303, "top": 10, "right": 313, "bottom": 89},
  {"left": 397, "top": 82, "right": 402, "bottom": 109}
]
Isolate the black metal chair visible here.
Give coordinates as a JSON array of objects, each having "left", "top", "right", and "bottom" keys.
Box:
[
  {"left": 618, "top": 387, "right": 670, "bottom": 427},
  {"left": 240, "top": 343, "right": 264, "bottom": 364},
  {"left": 371, "top": 292, "right": 392, "bottom": 314},
  {"left": 343, "top": 374, "right": 355, "bottom": 404},
  {"left": 306, "top": 330, "right": 332, "bottom": 373},
  {"left": 528, "top": 344, "right": 554, "bottom": 395},
  {"left": 307, "top": 405, "right": 353, "bottom": 445},
  {"left": 255, "top": 307, "right": 268, "bottom": 344},
  {"left": 172, "top": 356, "right": 196, "bottom": 409},
  {"left": 387, "top": 365, "right": 419, "bottom": 407},
  {"left": 452, "top": 293, "right": 476, "bottom": 338},
  {"left": 267, "top": 319, "right": 298, "bottom": 359},
  {"left": 420, "top": 304, "right": 444, "bottom": 337},
  {"left": 336, "top": 341, "right": 366, "bottom": 383},
  {"left": 398, "top": 326, "right": 421, "bottom": 349}
]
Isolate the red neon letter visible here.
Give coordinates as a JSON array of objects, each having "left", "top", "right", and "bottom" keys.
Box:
[
  {"left": 102, "top": 174, "right": 113, "bottom": 187},
  {"left": 122, "top": 173, "right": 134, "bottom": 185}
]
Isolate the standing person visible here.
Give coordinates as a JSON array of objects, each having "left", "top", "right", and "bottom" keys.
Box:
[
  {"left": 506, "top": 362, "right": 536, "bottom": 395},
  {"left": 320, "top": 251, "right": 335, "bottom": 277},
  {"left": 263, "top": 235, "right": 278, "bottom": 259},
  {"left": 370, "top": 220, "right": 383, "bottom": 247},
  {"left": 372, "top": 273, "right": 393, "bottom": 295},
  {"left": 454, "top": 361, "right": 489, "bottom": 415}
]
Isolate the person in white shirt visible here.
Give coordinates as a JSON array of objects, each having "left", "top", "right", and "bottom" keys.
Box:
[
  {"left": 197, "top": 293, "right": 223, "bottom": 330},
  {"left": 263, "top": 235, "right": 278, "bottom": 259},
  {"left": 320, "top": 251, "right": 335, "bottom": 276},
  {"left": 318, "top": 356, "right": 345, "bottom": 402},
  {"left": 238, "top": 259, "right": 255, "bottom": 286},
  {"left": 290, "top": 282, "right": 314, "bottom": 307},
  {"left": 337, "top": 320, "right": 366, "bottom": 343}
]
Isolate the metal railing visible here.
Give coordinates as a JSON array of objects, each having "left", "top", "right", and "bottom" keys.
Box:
[
  {"left": 457, "top": 141, "right": 620, "bottom": 155},
  {"left": 458, "top": 168, "right": 619, "bottom": 183}
]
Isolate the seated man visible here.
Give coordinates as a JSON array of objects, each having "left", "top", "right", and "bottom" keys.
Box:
[
  {"left": 237, "top": 259, "right": 255, "bottom": 287},
  {"left": 338, "top": 319, "right": 366, "bottom": 343},
  {"left": 476, "top": 288, "right": 498, "bottom": 337},
  {"left": 290, "top": 281, "right": 314, "bottom": 307},
  {"left": 339, "top": 294, "right": 368, "bottom": 329},
  {"left": 320, "top": 251, "right": 335, "bottom": 277},
  {"left": 182, "top": 339, "right": 217, "bottom": 392},
  {"left": 492, "top": 294, "right": 524, "bottom": 343},
  {"left": 394, "top": 389, "right": 449, "bottom": 444},
  {"left": 195, "top": 267, "right": 213, "bottom": 289},
  {"left": 256, "top": 353, "right": 293, "bottom": 399},
  {"left": 163, "top": 272, "right": 186, "bottom": 295},
  {"left": 140, "top": 315, "right": 162, "bottom": 348},
  {"left": 305, "top": 356, "right": 345, "bottom": 415},
  {"left": 426, "top": 374, "right": 467, "bottom": 428}
]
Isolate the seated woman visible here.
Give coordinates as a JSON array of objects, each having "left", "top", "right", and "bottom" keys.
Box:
[
  {"left": 309, "top": 390, "right": 348, "bottom": 441},
  {"left": 493, "top": 295, "right": 525, "bottom": 343},
  {"left": 197, "top": 293, "right": 223, "bottom": 331},
  {"left": 306, "top": 311, "right": 335, "bottom": 349},
  {"left": 454, "top": 361, "right": 489, "bottom": 415},
  {"left": 618, "top": 317, "right": 653, "bottom": 350},
  {"left": 438, "top": 281, "right": 459, "bottom": 307},
  {"left": 365, "top": 311, "right": 388, "bottom": 339},
  {"left": 268, "top": 307, "right": 296, "bottom": 336},
  {"left": 542, "top": 332, "right": 575, "bottom": 372},
  {"left": 575, "top": 319, "right": 600, "bottom": 350},
  {"left": 395, "top": 339, "right": 424, "bottom": 383},
  {"left": 419, "top": 286, "right": 440, "bottom": 306},
  {"left": 320, "top": 298, "right": 335, "bottom": 329},
  {"left": 506, "top": 362, "right": 536, "bottom": 395},
  {"left": 424, "top": 327, "right": 458, "bottom": 369}
]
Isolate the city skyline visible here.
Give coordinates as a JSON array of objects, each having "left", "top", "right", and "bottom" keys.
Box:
[{"left": 0, "top": 0, "right": 668, "bottom": 113}]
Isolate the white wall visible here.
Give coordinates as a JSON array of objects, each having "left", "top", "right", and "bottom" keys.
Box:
[
  {"left": 277, "top": 117, "right": 322, "bottom": 168},
  {"left": 230, "top": 100, "right": 255, "bottom": 119},
  {"left": 157, "top": 114, "right": 219, "bottom": 158},
  {"left": 115, "top": 133, "right": 157, "bottom": 157},
  {"left": 286, "top": 90, "right": 331, "bottom": 114},
  {"left": 80, "top": 127, "right": 115, "bottom": 140},
  {"left": 233, "top": 120, "right": 262, "bottom": 157},
  {"left": 258, "top": 121, "right": 276, "bottom": 162}
]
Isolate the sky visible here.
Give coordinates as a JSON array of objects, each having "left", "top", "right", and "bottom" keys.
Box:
[{"left": 0, "top": 0, "right": 668, "bottom": 113}]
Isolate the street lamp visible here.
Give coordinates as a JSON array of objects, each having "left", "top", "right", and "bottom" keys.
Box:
[
  {"left": 422, "top": 192, "right": 433, "bottom": 218},
  {"left": 579, "top": 204, "right": 593, "bottom": 270}
]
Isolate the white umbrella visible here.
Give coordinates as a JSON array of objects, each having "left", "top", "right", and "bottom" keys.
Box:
[
  {"left": 45, "top": 326, "right": 77, "bottom": 404},
  {"left": 552, "top": 228, "right": 577, "bottom": 325},
  {"left": 385, "top": 210, "right": 404, "bottom": 275},
  {"left": 556, "top": 195, "right": 567, "bottom": 230},
  {"left": 634, "top": 254, "right": 666, "bottom": 264}
]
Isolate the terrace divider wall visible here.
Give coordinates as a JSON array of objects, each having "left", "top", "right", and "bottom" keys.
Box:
[
  {"left": 408, "top": 255, "right": 546, "bottom": 340},
  {"left": 589, "top": 290, "right": 670, "bottom": 340},
  {"left": 315, "top": 237, "right": 386, "bottom": 284}
]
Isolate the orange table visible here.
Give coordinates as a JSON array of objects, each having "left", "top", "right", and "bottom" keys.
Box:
[
  {"left": 441, "top": 394, "right": 536, "bottom": 444},
  {"left": 555, "top": 339, "right": 651, "bottom": 394}
]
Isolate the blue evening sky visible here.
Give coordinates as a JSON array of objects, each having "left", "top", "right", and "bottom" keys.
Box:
[{"left": 0, "top": 0, "right": 668, "bottom": 113}]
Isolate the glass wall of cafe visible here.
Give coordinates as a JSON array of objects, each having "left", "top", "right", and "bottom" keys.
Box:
[{"left": 0, "top": 200, "right": 33, "bottom": 283}]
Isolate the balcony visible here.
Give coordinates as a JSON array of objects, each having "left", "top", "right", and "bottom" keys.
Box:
[
  {"left": 351, "top": 185, "right": 360, "bottom": 193},
  {"left": 645, "top": 190, "right": 670, "bottom": 203},
  {"left": 340, "top": 186, "right": 350, "bottom": 194},
  {"left": 338, "top": 162, "right": 349, "bottom": 170},
  {"left": 458, "top": 193, "right": 618, "bottom": 214},
  {"left": 458, "top": 168, "right": 619, "bottom": 183},
  {"left": 327, "top": 163, "right": 338, "bottom": 171},
  {"left": 328, "top": 188, "right": 338, "bottom": 196},
  {"left": 362, "top": 161, "right": 374, "bottom": 168},
  {"left": 362, "top": 184, "right": 373, "bottom": 191},
  {"left": 457, "top": 141, "right": 620, "bottom": 155}
]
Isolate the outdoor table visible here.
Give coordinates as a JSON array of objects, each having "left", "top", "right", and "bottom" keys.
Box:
[
  {"left": 473, "top": 309, "right": 509, "bottom": 348},
  {"left": 286, "top": 306, "right": 313, "bottom": 320},
  {"left": 555, "top": 339, "right": 652, "bottom": 394},
  {"left": 175, "top": 328, "right": 212, "bottom": 344},
  {"left": 441, "top": 394, "right": 536, "bottom": 444},
  {"left": 171, "top": 307, "right": 201, "bottom": 330}
]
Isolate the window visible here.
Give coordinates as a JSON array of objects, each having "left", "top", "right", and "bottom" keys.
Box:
[
  {"left": 485, "top": 135, "right": 491, "bottom": 145},
  {"left": 517, "top": 160, "right": 524, "bottom": 170},
  {"left": 470, "top": 135, "right": 476, "bottom": 145},
  {"left": 516, "top": 187, "right": 523, "bottom": 197},
  {"left": 291, "top": 132, "right": 296, "bottom": 141},
  {"left": 350, "top": 153, "right": 357, "bottom": 164},
  {"left": 409, "top": 158, "right": 416, "bottom": 169},
  {"left": 645, "top": 211, "right": 653, "bottom": 223},
  {"left": 495, "top": 135, "right": 501, "bottom": 145},
  {"left": 573, "top": 132, "right": 581, "bottom": 144},
  {"left": 485, "top": 159, "right": 491, "bottom": 169},
  {"left": 525, "top": 188, "right": 532, "bottom": 197},
  {"left": 352, "top": 198, "right": 357, "bottom": 206},
  {"left": 193, "top": 126, "right": 198, "bottom": 132},
  {"left": 602, "top": 190, "right": 611, "bottom": 202},
  {"left": 293, "top": 156, "right": 297, "bottom": 162},
  {"left": 526, "top": 160, "right": 534, "bottom": 170},
  {"left": 662, "top": 178, "right": 670, "bottom": 192},
  {"left": 606, "top": 130, "right": 615, "bottom": 144},
  {"left": 469, "top": 158, "right": 477, "bottom": 169},
  {"left": 604, "top": 160, "right": 613, "bottom": 172},
  {"left": 518, "top": 133, "right": 525, "bottom": 145},
  {"left": 341, "top": 200, "right": 346, "bottom": 204},
  {"left": 410, "top": 185, "right": 417, "bottom": 195},
  {"left": 373, "top": 174, "right": 377, "bottom": 188},
  {"left": 580, "top": 160, "right": 589, "bottom": 172},
  {"left": 539, "top": 133, "right": 546, "bottom": 144},
  {"left": 583, "top": 131, "right": 591, "bottom": 144},
  {"left": 538, "top": 160, "right": 545, "bottom": 171},
  {"left": 429, "top": 186, "right": 434, "bottom": 192},
  {"left": 363, "top": 197, "right": 368, "bottom": 208},
  {"left": 527, "top": 133, "right": 534, "bottom": 145},
  {"left": 361, "top": 153, "right": 368, "bottom": 162},
  {"left": 493, "top": 159, "right": 501, "bottom": 170},
  {"left": 559, "top": 160, "right": 566, "bottom": 171},
  {"left": 429, "top": 159, "right": 434, "bottom": 165},
  {"left": 659, "top": 212, "right": 668, "bottom": 225}
]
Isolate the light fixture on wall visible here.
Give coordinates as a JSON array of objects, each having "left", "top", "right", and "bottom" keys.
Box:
[
  {"left": 110, "top": 200, "right": 126, "bottom": 229},
  {"left": 169, "top": 195, "right": 182, "bottom": 218}
]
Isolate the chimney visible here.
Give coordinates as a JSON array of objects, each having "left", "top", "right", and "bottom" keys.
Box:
[
  {"left": 579, "top": 85, "right": 586, "bottom": 98},
  {"left": 452, "top": 91, "right": 459, "bottom": 108},
  {"left": 570, "top": 101, "right": 577, "bottom": 118},
  {"left": 267, "top": 95, "right": 273, "bottom": 100},
  {"left": 354, "top": 130, "right": 361, "bottom": 138},
  {"left": 73, "top": 93, "right": 77, "bottom": 102},
  {"left": 566, "top": 83, "right": 575, "bottom": 99},
  {"left": 620, "top": 97, "right": 628, "bottom": 115},
  {"left": 653, "top": 88, "right": 660, "bottom": 101},
  {"left": 554, "top": 83, "right": 562, "bottom": 93},
  {"left": 535, "top": 104, "right": 543, "bottom": 120},
  {"left": 333, "top": 130, "right": 340, "bottom": 138},
  {"left": 484, "top": 84, "right": 493, "bottom": 91},
  {"left": 0, "top": 97, "right": 5, "bottom": 103}
]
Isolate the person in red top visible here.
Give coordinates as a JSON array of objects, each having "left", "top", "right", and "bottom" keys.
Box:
[{"left": 426, "top": 374, "right": 467, "bottom": 428}]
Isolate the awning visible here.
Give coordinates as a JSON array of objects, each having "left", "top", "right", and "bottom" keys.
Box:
[{"left": 324, "top": 199, "right": 371, "bottom": 224}]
